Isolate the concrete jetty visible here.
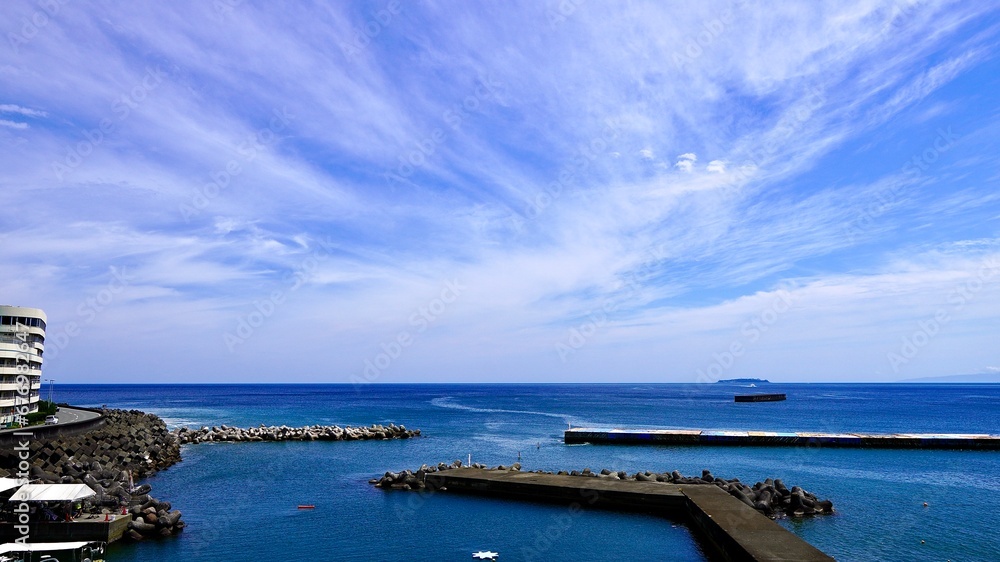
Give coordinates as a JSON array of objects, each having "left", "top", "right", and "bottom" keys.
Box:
[
  {"left": 565, "top": 428, "right": 1000, "bottom": 449},
  {"left": 421, "top": 468, "right": 832, "bottom": 561},
  {"left": 0, "top": 513, "right": 131, "bottom": 544}
]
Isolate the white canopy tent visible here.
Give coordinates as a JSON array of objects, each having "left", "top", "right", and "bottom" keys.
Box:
[
  {"left": 0, "top": 478, "right": 21, "bottom": 494},
  {"left": 9, "top": 483, "right": 96, "bottom": 502},
  {"left": 0, "top": 541, "right": 95, "bottom": 553},
  {"left": 0, "top": 541, "right": 105, "bottom": 562}
]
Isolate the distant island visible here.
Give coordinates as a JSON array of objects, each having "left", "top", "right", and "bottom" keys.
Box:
[{"left": 716, "top": 378, "right": 770, "bottom": 384}]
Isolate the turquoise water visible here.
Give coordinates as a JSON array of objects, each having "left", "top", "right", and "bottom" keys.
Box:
[{"left": 55, "top": 383, "right": 1000, "bottom": 561}]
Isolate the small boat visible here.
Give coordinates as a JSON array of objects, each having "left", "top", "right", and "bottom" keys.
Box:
[
  {"left": 297, "top": 505, "right": 316, "bottom": 509},
  {"left": 0, "top": 540, "right": 105, "bottom": 562},
  {"left": 472, "top": 552, "right": 499, "bottom": 560}
]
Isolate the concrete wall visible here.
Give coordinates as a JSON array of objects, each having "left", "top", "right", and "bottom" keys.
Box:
[
  {"left": 0, "top": 515, "right": 130, "bottom": 543},
  {"left": 0, "top": 406, "right": 105, "bottom": 447}
]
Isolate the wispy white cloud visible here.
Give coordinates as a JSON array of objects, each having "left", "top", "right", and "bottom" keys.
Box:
[
  {"left": 0, "top": 1, "right": 998, "bottom": 382},
  {"left": 706, "top": 160, "right": 726, "bottom": 173},
  {"left": 674, "top": 152, "right": 697, "bottom": 172},
  {"left": 0, "top": 104, "right": 47, "bottom": 117},
  {"left": 868, "top": 48, "right": 988, "bottom": 125}
]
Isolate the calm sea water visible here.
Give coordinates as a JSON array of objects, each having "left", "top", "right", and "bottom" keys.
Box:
[{"left": 53, "top": 383, "right": 1000, "bottom": 561}]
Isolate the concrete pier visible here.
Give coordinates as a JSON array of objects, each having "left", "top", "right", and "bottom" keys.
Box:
[
  {"left": 0, "top": 513, "right": 130, "bottom": 544},
  {"left": 422, "top": 468, "right": 832, "bottom": 561},
  {"left": 565, "top": 428, "right": 1000, "bottom": 449}
]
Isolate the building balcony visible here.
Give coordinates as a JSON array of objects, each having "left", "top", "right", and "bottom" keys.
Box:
[
  {"left": 0, "top": 395, "right": 39, "bottom": 408},
  {"left": 0, "top": 367, "right": 43, "bottom": 377},
  {"left": 0, "top": 381, "right": 35, "bottom": 392}
]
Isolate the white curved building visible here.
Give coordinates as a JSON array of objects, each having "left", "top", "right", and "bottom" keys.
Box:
[{"left": 0, "top": 305, "right": 46, "bottom": 428}]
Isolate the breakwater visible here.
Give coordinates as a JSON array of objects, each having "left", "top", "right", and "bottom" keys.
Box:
[
  {"left": 372, "top": 461, "right": 832, "bottom": 519},
  {"left": 373, "top": 464, "right": 833, "bottom": 561},
  {"left": 172, "top": 422, "right": 419, "bottom": 444},
  {"left": 734, "top": 393, "right": 786, "bottom": 402},
  {"left": 565, "top": 427, "right": 1000, "bottom": 449},
  {"left": 0, "top": 409, "right": 185, "bottom": 541}
]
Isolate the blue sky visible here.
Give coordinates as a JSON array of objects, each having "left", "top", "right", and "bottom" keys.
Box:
[{"left": 2, "top": 1, "right": 999, "bottom": 383}]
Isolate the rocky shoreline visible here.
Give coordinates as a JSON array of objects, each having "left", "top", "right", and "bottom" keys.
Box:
[
  {"left": 172, "top": 422, "right": 419, "bottom": 444},
  {"left": 0, "top": 409, "right": 186, "bottom": 540},
  {"left": 1, "top": 411, "right": 424, "bottom": 543},
  {"left": 372, "top": 461, "right": 834, "bottom": 518}
]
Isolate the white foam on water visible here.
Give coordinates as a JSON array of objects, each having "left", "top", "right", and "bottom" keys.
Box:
[
  {"left": 134, "top": 406, "right": 227, "bottom": 430},
  {"left": 430, "top": 396, "right": 587, "bottom": 426}
]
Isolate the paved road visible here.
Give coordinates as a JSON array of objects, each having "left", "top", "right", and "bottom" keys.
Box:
[
  {"left": 0, "top": 406, "right": 101, "bottom": 435},
  {"left": 52, "top": 406, "right": 102, "bottom": 425}
]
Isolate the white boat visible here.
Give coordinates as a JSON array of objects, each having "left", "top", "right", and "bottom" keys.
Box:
[
  {"left": 0, "top": 541, "right": 105, "bottom": 562},
  {"left": 472, "top": 551, "right": 499, "bottom": 560}
]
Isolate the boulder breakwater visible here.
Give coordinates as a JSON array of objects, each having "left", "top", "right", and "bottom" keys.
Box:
[
  {"left": 172, "top": 422, "right": 419, "bottom": 444},
  {"left": 0, "top": 409, "right": 185, "bottom": 540},
  {"left": 372, "top": 461, "right": 833, "bottom": 518},
  {"left": 1, "top": 409, "right": 423, "bottom": 545}
]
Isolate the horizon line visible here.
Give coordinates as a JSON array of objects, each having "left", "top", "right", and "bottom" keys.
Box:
[{"left": 45, "top": 380, "right": 1000, "bottom": 386}]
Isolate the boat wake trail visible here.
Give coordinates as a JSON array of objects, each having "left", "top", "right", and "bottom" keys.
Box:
[{"left": 430, "top": 397, "right": 586, "bottom": 427}]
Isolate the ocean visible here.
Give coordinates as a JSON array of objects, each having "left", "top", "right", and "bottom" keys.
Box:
[{"left": 52, "top": 383, "right": 1000, "bottom": 561}]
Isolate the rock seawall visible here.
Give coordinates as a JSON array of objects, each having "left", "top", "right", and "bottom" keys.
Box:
[
  {"left": 173, "top": 422, "right": 419, "bottom": 444},
  {"left": 373, "top": 462, "right": 833, "bottom": 518},
  {"left": 0, "top": 409, "right": 185, "bottom": 540}
]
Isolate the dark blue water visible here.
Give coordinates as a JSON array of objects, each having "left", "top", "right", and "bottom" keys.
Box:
[{"left": 53, "top": 383, "right": 1000, "bottom": 561}]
